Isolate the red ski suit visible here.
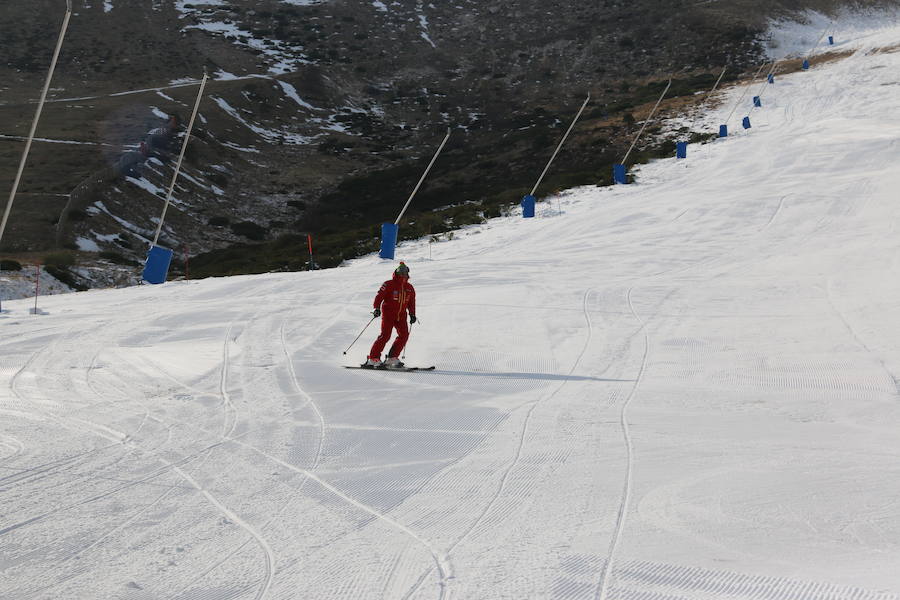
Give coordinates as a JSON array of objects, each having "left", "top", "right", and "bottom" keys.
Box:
[{"left": 368, "top": 273, "right": 416, "bottom": 360}]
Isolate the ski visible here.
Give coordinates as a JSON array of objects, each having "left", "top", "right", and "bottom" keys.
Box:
[{"left": 344, "top": 365, "right": 435, "bottom": 372}]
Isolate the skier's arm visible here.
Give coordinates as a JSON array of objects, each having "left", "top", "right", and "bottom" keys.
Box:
[
  {"left": 408, "top": 285, "right": 416, "bottom": 318},
  {"left": 373, "top": 282, "right": 388, "bottom": 310}
]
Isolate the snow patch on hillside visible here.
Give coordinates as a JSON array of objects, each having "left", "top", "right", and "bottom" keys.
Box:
[
  {"left": 212, "top": 96, "right": 317, "bottom": 144},
  {"left": 0, "top": 266, "right": 73, "bottom": 302},
  {"left": 175, "top": 3, "right": 310, "bottom": 74},
  {"left": 276, "top": 80, "right": 320, "bottom": 111},
  {"left": 418, "top": 12, "right": 436, "bottom": 47}
]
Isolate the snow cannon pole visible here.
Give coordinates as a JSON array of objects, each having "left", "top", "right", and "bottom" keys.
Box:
[
  {"left": 380, "top": 128, "right": 451, "bottom": 259},
  {"left": 343, "top": 314, "right": 378, "bottom": 355},
  {"left": 526, "top": 93, "right": 591, "bottom": 212},
  {"left": 307, "top": 234, "right": 314, "bottom": 270},
  {"left": 681, "top": 65, "right": 727, "bottom": 156},
  {"left": 395, "top": 128, "right": 451, "bottom": 226},
  {"left": 802, "top": 24, "right": 833, "bottom": 70},
  {"left": 151, "top": 71, "right": 208, "bottom": 248},
  {"left": 748, "top": 61, "right": 780, "bottom": 116},
  {"left": 143, "top": 71, "right": 207, "bottom": 284},
  {"left": 685, "top": 65, "right": 727, "bottom": 135},
  {"left": 616, "top": 78, "right": 671, "bottom": 183},
  {"left": 806, "top": 21, "right": 834, "bottom": 58},
  {"left": 0, "top": 0, "right": 73, "bottom": 250},
  {"left": 721, "top": 62, "right": 767, "bottom": 132}
]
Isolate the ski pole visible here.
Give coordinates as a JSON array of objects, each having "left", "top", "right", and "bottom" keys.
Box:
[
  {"left": 343, "top": 314, "right": 377, "bottom": 355},
  {"left": 402, "top": 317, "right": 421, "bottom": 359},
  {"left": 402, "top": 322, "right": 413, "bottom": 360}
]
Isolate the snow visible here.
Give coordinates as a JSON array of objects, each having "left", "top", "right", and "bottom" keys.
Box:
[
  {"left": 177, "top": 170, "right": 210, "bottom": 190},
  {"left": 178, "top": 11, "right": 308, "bottom": 74},
  {"left": 91, "top": 200, "right": 155, "bottom": 242},
  {"left": 125, "top": 175, "right": 167, "bottom": 198},
  {"left": 149, "top": 106, "right": 169, "bottom": 120},
  {"left": 3, "top": 14, "right": 900, "bottom": 600},
  {"left": 213, "top": 96, "right": 316, "bottom": 144},
  {"left": 155, "top": 89, "right": 177, "bottom": 102},
  {"left": 276, "top": 79, "right": 320, "bottom": 111},
  {"left": 214, "top": 68, "right": 241, "bottom": 81},
  {"left": 766, "top": 7, "right": 900, "bottom": 59},
  {"left": 418, "top": 13, "right": 436, "bottom": 48},
  {"left": 221, "top": 141, "right": 261, "bottom": 153},
  {"left": 75, "top": 236, "right": 101, "bottom": 252},
  {"left": 0, "top": 266, "right": 73, "bottom": 302},
  {"left": 174, "top": 0, "right": 226, "bottom": 15}
]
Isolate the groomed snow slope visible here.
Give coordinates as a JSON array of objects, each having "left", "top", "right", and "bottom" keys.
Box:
[{"left": 2, "top": 16, "right": 900, "bottom": 600}]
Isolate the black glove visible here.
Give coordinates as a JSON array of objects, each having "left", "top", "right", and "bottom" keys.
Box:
[
  {"left": 372, "top": 308, "right": 381, "bottom": 317},
  {"left": 409, "top": 315, "right": 417, "bottom": 324}
]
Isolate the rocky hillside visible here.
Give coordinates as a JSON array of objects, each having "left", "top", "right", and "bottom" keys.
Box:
[{"left": 0, "top": 0, "right": 890, "bottom": 285}]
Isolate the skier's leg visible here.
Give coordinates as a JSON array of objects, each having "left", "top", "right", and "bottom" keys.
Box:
[
  {"left": 368, "top": 316, "right": 395, "bottom": 359},
  {"left": 387, "top": 318, "right": 409, "bottom": 358}
]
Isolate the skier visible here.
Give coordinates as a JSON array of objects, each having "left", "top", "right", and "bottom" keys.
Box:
[{"left": 364, "top": 262, "right": 417, "bottom": 369}]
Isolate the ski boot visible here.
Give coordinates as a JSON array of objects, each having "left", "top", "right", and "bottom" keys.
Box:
[{"left": 384, "top": 357, "right": 405, "bottom": 369}]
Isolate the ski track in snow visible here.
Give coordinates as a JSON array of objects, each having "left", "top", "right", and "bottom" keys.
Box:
[
  {"left": 7, "top": 320, "right": 276, "bottom": 599},
  {"left": 402, "top": 288, "right": 599, "bottom": 600},
  {"left": 594, "top": 287, "right": 649, "bottom": 600}
]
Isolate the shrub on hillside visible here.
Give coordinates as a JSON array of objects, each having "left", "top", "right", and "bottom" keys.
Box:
[
  {"left": 99, "top": 251, "right": 139, "bottom": 267},
  {"left": 230, "top": 221, "right": 268, "bottom": 241},
  {"left": 43, "top": 252, "right": 75, "bottom": 268},
  {"left": 45, "top": 266, "right": 88, "bottom": 291}
]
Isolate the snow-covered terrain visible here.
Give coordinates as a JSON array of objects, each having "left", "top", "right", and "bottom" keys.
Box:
[
  {"left": 0, "top": 266, "right": 73, "bottom": 304},
  {"left": 2, "top": 15, "right": 900, "bottom": 600}
]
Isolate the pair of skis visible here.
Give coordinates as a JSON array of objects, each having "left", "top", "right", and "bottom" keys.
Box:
[{"left": 344, "top": 365, "right": 435, "bottom": 373}]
